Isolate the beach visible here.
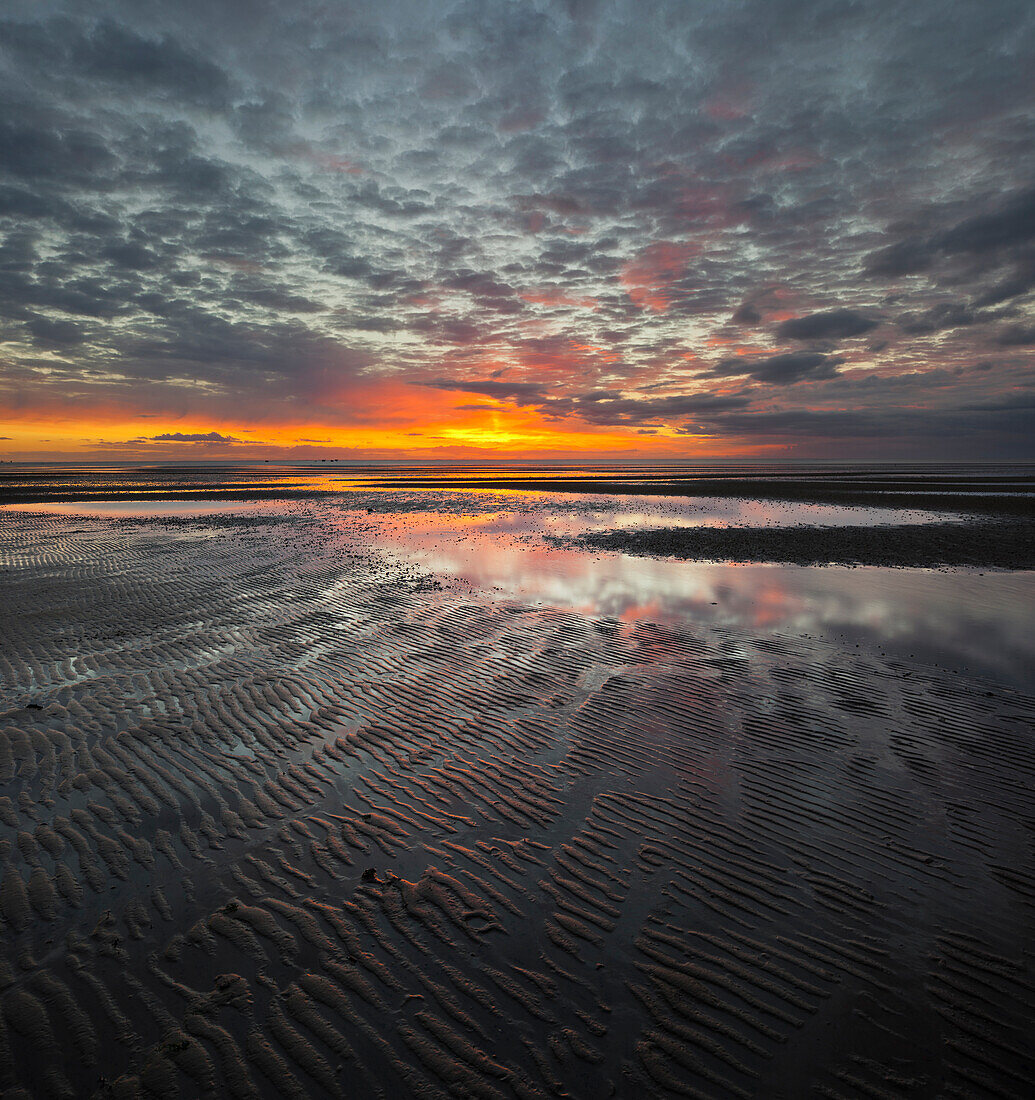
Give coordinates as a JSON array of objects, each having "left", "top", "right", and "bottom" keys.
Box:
[{"left": 0, "top": 466, "right": 1033, "bottom": 1098}]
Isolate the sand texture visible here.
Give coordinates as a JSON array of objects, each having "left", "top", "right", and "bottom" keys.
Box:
[
  {"left": 361, "top": 468, "right": 1035, "bottom": 517},
  {"left": 565, "top": 518, "right": 1035, "bottom": 569},
  {"left": 0, "top": 510, "right": 1033, "bottom": 1098}
]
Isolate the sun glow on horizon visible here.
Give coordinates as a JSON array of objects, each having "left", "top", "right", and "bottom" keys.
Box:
[
  {"left": 0, "top": 371, "right": 777, "bottom": 461},
  {"left": 0, "top": 401, "right": 759, "bottom": 462}
]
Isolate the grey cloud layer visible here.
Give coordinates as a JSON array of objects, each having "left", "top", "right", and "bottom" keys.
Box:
[{"left": 0, "top": 0, "right": 1033, "bottom": 455}]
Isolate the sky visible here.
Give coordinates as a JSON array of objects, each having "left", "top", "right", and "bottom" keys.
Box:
[{"left": 0, "top": 0, "right": 1033, "bottom": 462}]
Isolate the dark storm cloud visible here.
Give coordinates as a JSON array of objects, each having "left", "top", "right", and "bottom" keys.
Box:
[
  {"left": 776, "top": 310, "right": 878, "bottom": 341},
  {"left": 150, "top": 432, "right": 241, "bottom": 443},
  {"left": 938, "top": 186, "right": 1035, "bottom": 256},
  {"left": 421, "top": 379, "right": 550, "bottom": 405},
  {"left": 697, "top": 396, "right": 1035, "bottom": 445},
  {"left": 0, "top": 117, "right": 116, "bottom": 185},
  {"left": 864, "top": 239, "right": 933, "bottom": 278},
  {"left": 0, "top": 16, "right": 232, "bottom": 108},
  {"left": 896, "top": 302, "right": 989, "bottom": 335},
  {"left": 864, "top": 185, "right": 1035, "bottom": 301},
  {"left": 0, "top": 0, "right": 1032, "bottom": 456},
  {"left": 712, "top": 353, "right": 842, "bottom": 385},
  {"left": 75, "top": 21, "right": 232, "bottom": 107},
  {"left": 0, "top": 270, "right": 125, "bottom": 320},
  {"left": 996, "top": 324, "right": 1035, "bottom": 346},
  {"left": 23, "top": 315, "right": 87, "bottom": 347},
  {"left": 559, "top": 391, "right": 753, "bottom": 427},
  {"left": 423, "top": 381, "right": 753, "bottom": 428}
]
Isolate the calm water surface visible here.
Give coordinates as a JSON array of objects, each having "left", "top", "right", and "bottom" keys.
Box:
[
  {"left": 3, "top": 465, "right": 1032, "bottom": 689},
  {"left": 344, "top": 501, "right": 1033, "bottom": 689}
]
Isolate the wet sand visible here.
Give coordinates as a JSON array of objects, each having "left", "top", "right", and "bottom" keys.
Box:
[
  {"left": 361, "top": 466, "right": 1035, "bottom": 518},
  {"left": 1, "top": 491, "right": 1034, "bottom": 1098},
  {"left": 4, "top": 463, "right": 1034, "bottom": 518},
  {"left": 564, "top": 518, "right": 1035, "bottom": 570}
]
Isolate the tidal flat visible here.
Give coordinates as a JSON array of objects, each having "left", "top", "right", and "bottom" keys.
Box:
[{"left": 0, "top": 464, "right": 1032, "bottom": 1098}]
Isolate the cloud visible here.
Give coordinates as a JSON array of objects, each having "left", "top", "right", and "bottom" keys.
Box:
[
  {"left": 620, "top": 242, "right": 697, "bottom": 312},
  {"left": 0, "top": 118, "right": 115, "bottom": 185},
  {"left": 23, "top": 315, "right": 87, "bottom": 346},
  {"left": 421, "top": 379, "right": 550, "bottom": 405},
  {"left": 74, "top": 20, "right": 232, "bottom": 108},
  {"left": 537, "top": 390, "right": 753, "bottom": 428},
  {"left": 678, "top": 397, "right": 1035, "bottom": 459},
  {"left": 776, "top": 310, "right": 877, "bottom": 341},
  {"left": 863, "top": 239, "right": 933, "bottom": 277},
  {"left": 149, "top": 432, "right": 243, "bottom": 443},
  {"left": 897, "top": 302, "right": 989, "bottom": 335},
  {"left": 863, "top": 186, "right": 1035, "bottom": 305},
  {"left": 937, "top": 186, "right": 1035, "bottom": 255},
  {"left": 714, "top": 352, "right": 842, "bottom": 385},
  {"left": 0, "top": 2, "right": 1032, "bottom": 459},
  {"left": 995, "top": 325, "right": 1035, "bottom": 346}
]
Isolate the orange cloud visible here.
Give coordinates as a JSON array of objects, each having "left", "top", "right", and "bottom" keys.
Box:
[{"left": 620, "top": 241, "right": 698, "bottom": 311}]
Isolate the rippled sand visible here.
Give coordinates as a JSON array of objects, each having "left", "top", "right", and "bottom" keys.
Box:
[{"left": 0, "top": 508, "right": 1032, "bottom": 1099}]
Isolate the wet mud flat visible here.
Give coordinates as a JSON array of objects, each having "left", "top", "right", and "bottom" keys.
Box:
[
  {"left": 0, "top": 510, "right": 1033, "bottom": 1099},
  {"left": 563, "top": 516, "right": 1035, "bottom": 570},
  {"left": 361, "top": 467, "right": 1035, "bottom": 518}
]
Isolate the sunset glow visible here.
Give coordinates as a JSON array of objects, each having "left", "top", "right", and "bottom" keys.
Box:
[
  {"left": 0, "top": 7, "right": 1032, "bottom": 1096},
  {"left": 0, "top": 2, "right": 1032, "bottom": 461}
]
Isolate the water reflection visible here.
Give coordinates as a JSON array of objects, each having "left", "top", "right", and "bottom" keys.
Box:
[
  {"left": 354, "top": 506, "right": 1034, "bottom": 690},
  {"left": 4, "top": 488, "right": 1030, "bottom": 690},
  {"left": 3, "top": 488, "right": 957, "bottom": 528}
]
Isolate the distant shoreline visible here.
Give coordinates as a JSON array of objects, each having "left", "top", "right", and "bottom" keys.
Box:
[{"left": 358, "top": 476, "right": 1035, "bottom": 517}]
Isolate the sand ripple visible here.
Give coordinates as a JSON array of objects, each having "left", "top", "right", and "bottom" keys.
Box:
[{"left": 0, "top": 511, "right": 1032, "bottom": 1097}]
